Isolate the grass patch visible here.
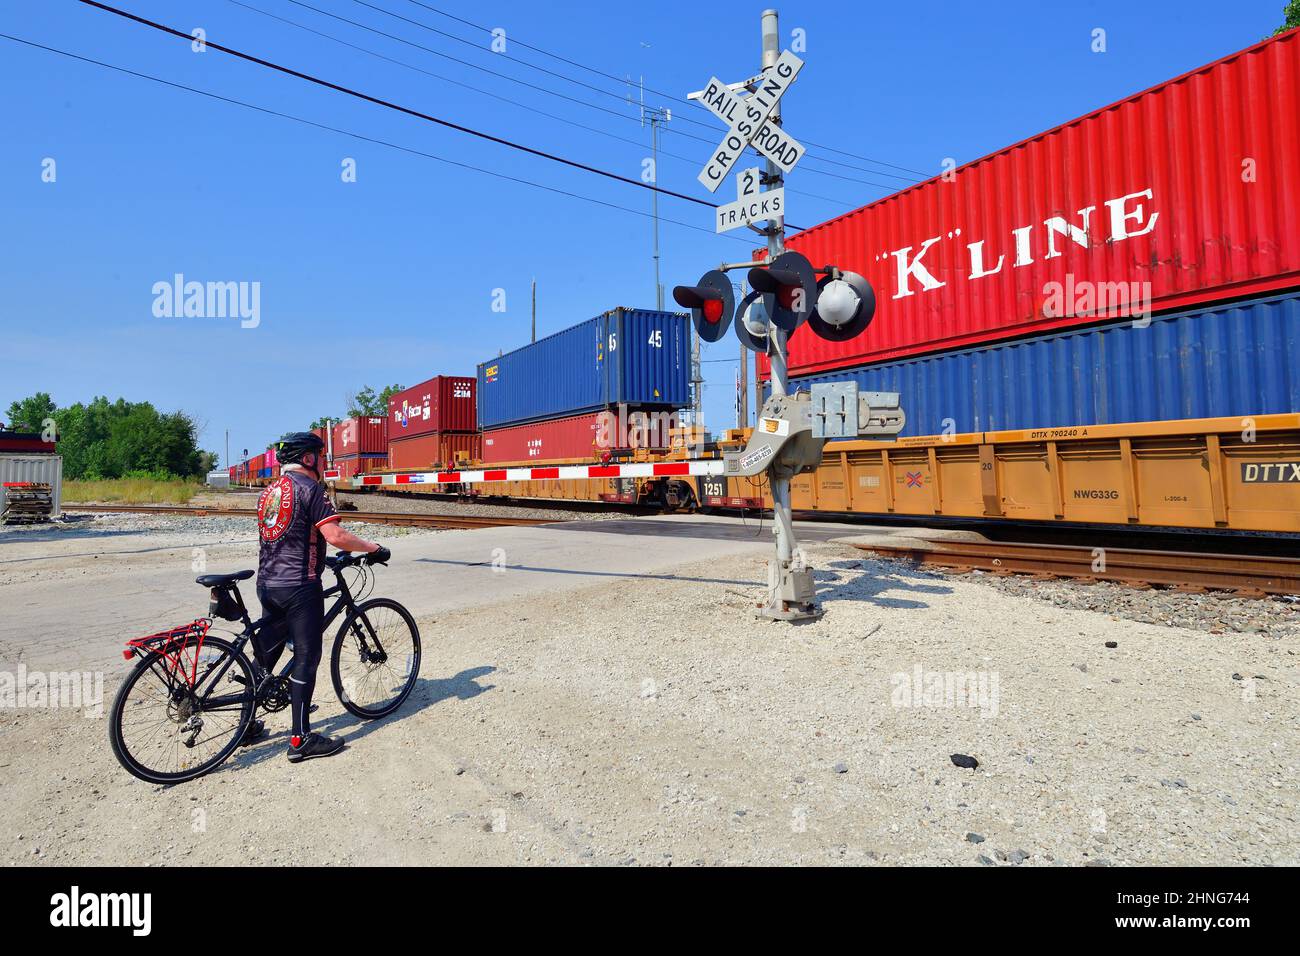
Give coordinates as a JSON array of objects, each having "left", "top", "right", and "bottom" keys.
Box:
[{"left": 62, "top": 478, "right": 204, "bottom": 505}]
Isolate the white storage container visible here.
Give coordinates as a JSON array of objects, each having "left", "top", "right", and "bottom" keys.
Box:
[{"left": 0, "top": 454, "right": 63, "bottom": 518}]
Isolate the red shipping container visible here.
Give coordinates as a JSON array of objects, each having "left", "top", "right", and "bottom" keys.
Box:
[
  {"left": 388, "top": 432, "right": 481, "bottom": 471},
  {"left": 760, "top": 29, "right": 1300, "bottom": 379},
  {"left": 388, "top": 376, "right": 476, "bottom": 438},
  {"left": 333, "top": 454, "right": 390, "bottom": 481},
  {"left": 0, "top": 433, "right": 56, "bottom": 454},
  {"left": 481, "top": 412, "right": 603, "bottom": 464},
  {"left": 332, "top": 417, "right": 388, "bottom": 457}
]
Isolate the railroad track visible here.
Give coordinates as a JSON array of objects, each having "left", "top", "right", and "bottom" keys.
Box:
[
  {"left": 855, "top": 539, "right": 1300, "bottom": 597},
  {"left": 61, "top": 504, "right": 554, "bottom": 530}
]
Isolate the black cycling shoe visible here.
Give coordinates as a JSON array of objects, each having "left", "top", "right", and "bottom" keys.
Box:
[
  {"left": 239, "top": 719, "right": 266, "bottom": 747},
  {"left": 287, "top": 732, "right": 345, "bottom": 763}
]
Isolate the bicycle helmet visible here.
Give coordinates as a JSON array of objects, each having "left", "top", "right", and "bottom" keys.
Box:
[{"left": 274, "top": 431, "right": 326, "bottom": 466}]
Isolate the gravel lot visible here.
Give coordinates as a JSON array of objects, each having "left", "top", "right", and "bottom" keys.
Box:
[{"left": 1, "top": 532, "right": 1294, "bottom": 867}]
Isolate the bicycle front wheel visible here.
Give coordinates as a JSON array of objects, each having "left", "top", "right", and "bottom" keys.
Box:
[
  {"left": 331, "top": 598, "right": 421, "bottom": 719},
  {"left": 109, "top": 635, "right": 256, "bottom": 784}
]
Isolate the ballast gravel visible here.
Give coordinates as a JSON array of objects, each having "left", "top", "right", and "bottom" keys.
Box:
[
  {"left": 946, "top": 567, "right": 1300, "bottom": 640},
  {"left": 0, "top": 536, "right": 1293, "bottom": 867}
]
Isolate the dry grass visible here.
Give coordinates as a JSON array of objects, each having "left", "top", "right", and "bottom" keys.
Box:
[{"left": 61, "top": 478, "right": 204, "bottom": 505}]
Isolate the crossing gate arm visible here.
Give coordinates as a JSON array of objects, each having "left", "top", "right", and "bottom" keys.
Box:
[{"left": 327, "top": 459, "right": 728, "bottom": 490}]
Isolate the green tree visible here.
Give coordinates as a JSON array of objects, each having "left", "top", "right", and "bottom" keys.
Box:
[
  {"left": 1275, "top": 0, "right": 1300, "bottom": 33},
  {"left": 4, "top": 392, "right": 57, "bottom": 435},
  {"left": 8, "top": 392, "right": 210, "bottom": 480},
  {"left": 346, "top": 384, "right": 404, "bottom": 418}
]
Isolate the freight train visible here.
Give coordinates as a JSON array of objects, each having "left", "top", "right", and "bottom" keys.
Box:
[{"left": 230, "top": 29, "right": 1300, "bottom": 534}]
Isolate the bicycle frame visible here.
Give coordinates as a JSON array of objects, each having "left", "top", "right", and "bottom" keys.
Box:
[{"left": 127, "top": 561, "right": 386, "bottom": 715}]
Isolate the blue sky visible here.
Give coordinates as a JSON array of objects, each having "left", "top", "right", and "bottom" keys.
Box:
[{"left": 0, "top": 0, "right": 1288, "bottom": 465}]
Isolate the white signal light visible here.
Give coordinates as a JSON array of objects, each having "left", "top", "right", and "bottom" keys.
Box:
[
  {"left": 815, "top": 277, "right": 860, "bottom": 327},
  {"left": 807, "top": 269, "right": 876, "bottom": 342},
  {"left": 742, "top": 298, "right": 770, "bottom": 337}
]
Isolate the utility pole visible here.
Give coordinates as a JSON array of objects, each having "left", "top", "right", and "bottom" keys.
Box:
[
  {"left": 637, "top": 76, "right": 669, "bottom": 312},
  {"left": 673, "top": 11, "right": 901, "bottom": 620},
  {"left": 738, "top": 283, "right": 749, "bottom": 427},
  {"left": 759, "top": 7, "right": 799, "bottom": 591},
  {"left": 637, "top": 77, "right": 697, "bottom": 423},
  {"left": 224, "top": 429, "right": 229, "bottom": 474},
  {"left": 531, "top": 277, "right": 536, "bottom": 343}
]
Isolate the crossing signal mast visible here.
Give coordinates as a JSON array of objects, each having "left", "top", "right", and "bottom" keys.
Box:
[
  {"left": 325, "top": 8, "right": 903, "bottom": 625},
  {"left": 676, "top": 8, "right": 905, "bottom": 622}
]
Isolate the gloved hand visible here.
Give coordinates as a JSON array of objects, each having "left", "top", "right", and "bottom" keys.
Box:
[{"left": 366, "top": 545, "right": 391, "bottom": 566}]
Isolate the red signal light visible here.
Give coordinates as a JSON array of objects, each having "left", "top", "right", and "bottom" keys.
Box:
[{"left": 703, "top": 298, "right": 725, "bottom": 324}]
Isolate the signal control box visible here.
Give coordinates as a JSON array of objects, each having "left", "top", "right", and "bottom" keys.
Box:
[{"left": 725, "top": 384, "right": 906, "bottom": 478}]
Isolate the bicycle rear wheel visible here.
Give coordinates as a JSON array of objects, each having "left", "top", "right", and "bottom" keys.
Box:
[
  {"left": 331, "top": 598, "right": 421, "bottom": 719},
  {"left": 109, "top": 635, "right": 256, "bottom": 784}
]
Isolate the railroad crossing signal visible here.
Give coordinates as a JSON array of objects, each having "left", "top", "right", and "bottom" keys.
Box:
[
  {"left": 672, "top": 269, "right": 735, "bottom": 343},
  {"left": 677, "top": 8, "right": 899, "bottom": 624},
  {"left": 748, "top": 251, "right": 819, "bottom": 331},
  {"left": 808, "top": 269, "right": 877, "bottom": 341},
  {"left": 693, "top": 49, "right": 805, "bottom": 193}
]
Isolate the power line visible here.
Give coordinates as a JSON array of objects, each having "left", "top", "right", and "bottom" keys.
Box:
[
  {"left": 279, "top": 0, "right": 913, "bottom": 190},
  {"left": 76, "top": 0, "right": 816, "bottom": 227},
  {"left": 342, "top": 0, "right": 642, "bottom": 108},
  {"left": 225, "top": 0, "right": 865, "bottom": 212},
  {"left": 228, "top": 1, "right": 662, "bottom": 152},
  {"left": 356, "top": 0, "right": 921, "bottom": 182},
  {"left": 392, "top": 0, "right": 931, "bottom": 180},
  {"left": 0, "top": 31, "right": 756, "bottom": 245}
]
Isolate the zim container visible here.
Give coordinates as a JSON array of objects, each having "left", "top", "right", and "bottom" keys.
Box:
[
  {"left": 477, "top": 307, "right": 691, "bottom": 429},
  {"left": 759, "top": 28, "right": 1300, "bottom": 379},
  {"left": 388, "top": 376, "right": 477, "bottom": 438},
  {"left": 781, "top": 290, "right": 1300, "bottom": 438},
  {"left": 332, "top": 417, "right": 388, "bottom": 457},
  {"left": 388, "top": 432, "right": 481, "bottom": 471}
]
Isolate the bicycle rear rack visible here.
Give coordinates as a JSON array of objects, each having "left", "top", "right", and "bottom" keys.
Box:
[{"left": 123, "top": 619, "right": 212, "bottom": 687}]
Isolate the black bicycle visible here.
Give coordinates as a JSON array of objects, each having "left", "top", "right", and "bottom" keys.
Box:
[{"left": 109, "top": 552, "right": 421, "bottom": 784}]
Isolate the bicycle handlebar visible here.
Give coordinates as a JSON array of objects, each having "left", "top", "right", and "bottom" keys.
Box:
[{"left": 327, "top": 549, "right": 389, "bottom": 571}]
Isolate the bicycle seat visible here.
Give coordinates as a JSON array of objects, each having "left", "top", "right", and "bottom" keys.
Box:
[{"left": 195, "top": 570, "right": 255, "bottom": 588}]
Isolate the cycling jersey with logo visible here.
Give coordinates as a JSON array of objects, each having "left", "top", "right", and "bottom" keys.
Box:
[{"left": 256, "top": 470, "right": 340, "bottom": 586}]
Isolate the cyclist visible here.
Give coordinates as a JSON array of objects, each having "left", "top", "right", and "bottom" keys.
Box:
[{"left": 251, "top": 431, "right": 390, "bottom": 762}]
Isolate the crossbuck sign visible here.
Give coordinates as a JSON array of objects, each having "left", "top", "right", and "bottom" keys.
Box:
[{"left": 695, "top": 50, "right": 805, "bottom": 193}]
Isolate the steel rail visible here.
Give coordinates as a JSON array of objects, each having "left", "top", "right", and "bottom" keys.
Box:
[{"left": 855, "top": 539, "right": 1300, "bottom": 596}]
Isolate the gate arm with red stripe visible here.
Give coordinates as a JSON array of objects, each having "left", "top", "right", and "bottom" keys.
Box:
[
  {"left": 333, "top": 458, "right": 725, "bottom": 490},
  {"left": 324, "top": 388, "right": 904, "bottom": 490}
]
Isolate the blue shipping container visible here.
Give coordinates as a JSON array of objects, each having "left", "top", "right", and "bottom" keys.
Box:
[
  {"left": 781, "top": 291, "right": 1300, "bottom": 437},
  {"left": 477, "top": 307, "right": 691, "bottom": 428}
]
